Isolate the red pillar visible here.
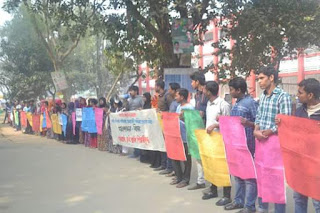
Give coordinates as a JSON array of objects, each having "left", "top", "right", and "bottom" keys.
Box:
[
  {"left": 138, "top": 66, "right": 143, "bottom": 95},
  {"left": 297, "top": 49, "right": 305, "bottom": 83},
  {"left": 249, "top": 70, "right": 256, "bottom": 98},
  {"left": 146, "top": 66, "right": 150, "bottom": 92}
]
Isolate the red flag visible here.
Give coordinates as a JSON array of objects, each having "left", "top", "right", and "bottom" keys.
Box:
[
  {"left": 278, "top": 114, "right": 320, "bottom": 200},
  {"left": 20, "top": 112, "right": 27, "bottom": 127},
  {"left": 32, "top": 115, "right": 40, "bottom": 132},
  {"left": 162, "top": 112, "right": 186, "bottom": 161}
]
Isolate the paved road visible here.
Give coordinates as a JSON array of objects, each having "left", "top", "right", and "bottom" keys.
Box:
[{"left": 0, "top": 123, "right": 312, "bottom": 213}]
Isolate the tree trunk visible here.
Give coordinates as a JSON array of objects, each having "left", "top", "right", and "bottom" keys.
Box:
[{"left": 106, "top": 70, "right": 125, "bottom": 101}]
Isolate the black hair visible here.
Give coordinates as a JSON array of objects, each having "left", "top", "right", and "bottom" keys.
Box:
[
  {"left": 174, "top": 41, "right": 179, "bottom": 45},
  {"left": 298, "top": 78, "right": 320, "bottom": 99},
  {"left": 205, "top": 81, "right": 219, "bottom": 96},
  {"left": 99, "top": 97, "right": 107, "bottom": 108},
  {"left": 156, "top": 80, "right": 165, "bottom": 90},
  {"left": 256, "top": 65, "right": 279, "bottom": 83},
  {"left": 90, "top": 99, "right": 98, "bottom": 106},
  {"left": 169, "top": 82, "right": 181, "bottom": 91},
  {"left": 44, "top": 101, "right": 49, "bottom": 106},
  {"left": 61, "top": 103, "right": 67, "bottom": 109},
  {"left": 228, "top": 77, "right": 247, "bottom": 93},
  {"left": 143, "top": 92, "right": 151, "bottom": 103},
  {"left": 177, "top": 88, "right": 189, "bottom": 100},
  {"left": 190, "top": 71, "right": 206, "bottom": 85},
  {"left": 129, "top": 85, "right": 139, "bottom": 95}
]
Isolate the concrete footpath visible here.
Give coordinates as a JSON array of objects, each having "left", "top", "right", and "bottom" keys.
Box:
[{"left": 0, "top": 123, "right": 309, "bottom": 213}]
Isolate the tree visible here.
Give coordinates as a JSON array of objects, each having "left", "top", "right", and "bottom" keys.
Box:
[
  {"left": 0, "top": 6, "right": 54, "bottom": 100},
  {"left": 103, "top": 0, "right": 217, "bottom": 76},
  {"left": 4, "top": 0, "right": 106, "bottom": 73},
  {"left": 213, "top": 0, "right": 320, "bottom": 78}
]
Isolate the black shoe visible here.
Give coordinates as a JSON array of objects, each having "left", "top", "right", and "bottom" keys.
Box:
[
  {"left": 224, "top": 201, "right": 244, "bottom": 210},
  {"left": 202, "top": 192, "right": 218, "bottom": 200},
  {"left": 154, "top": 166, "right": 165, "bottom": 171},
  {"left": 216, "top": 197, "right": 232, "bottom": 206},
  {"left": 236, "top": 207, "right": 256, "bottom": 213}
]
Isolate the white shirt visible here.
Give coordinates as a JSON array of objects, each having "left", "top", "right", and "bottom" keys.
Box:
[{"left": 206, "top": 97, "right": 231, "bottom": 129}]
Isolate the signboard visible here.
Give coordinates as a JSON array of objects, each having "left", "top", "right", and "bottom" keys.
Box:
[
  {"left": 172, "top": 18, "right": 194, "bottom": 54},
  {"left": 76, "top": 108, "right": 82, "bottom": 121},
  {"left": 109, "top": 109, "right": 166, "bottom": 151},
  {"left": 51, "top": 72, "right": 68, "bottom": 91}
]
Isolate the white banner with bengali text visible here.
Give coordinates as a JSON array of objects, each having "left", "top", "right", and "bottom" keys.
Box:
[{"left": 109, "top": 109, "right": 166, "bottom": 151}]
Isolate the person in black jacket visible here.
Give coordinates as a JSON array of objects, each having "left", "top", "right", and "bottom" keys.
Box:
[
  {"left": 293, "top": 78, "right": 320, "bottom": 213},
  {"left": 277, "top": 78, "right": 320, "bottom": 213}
]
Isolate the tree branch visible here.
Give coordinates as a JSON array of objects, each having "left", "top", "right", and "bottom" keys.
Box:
[
  {"left": 60, "top": 35, "right": 81, "bottom": 62},
  {"left": 23, "top": 0, "right": 57, "bottom": 71},
  {"left": 125, "top": 0, "right": 165, "bottom": 44}
]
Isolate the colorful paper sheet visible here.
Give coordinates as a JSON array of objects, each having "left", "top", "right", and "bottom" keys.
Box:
[
  {"left": 45, "top": 110, "right": 52, "bottom": 129},
  {"left": 219, "top": 116, "right": 256, "bottom": 179},
  {"left": 255, "top": 135, "right": 286, "bottom": 204},
  {"left": 20, "top": 111, "right": 27, "bottom": 127},
  {"left": 32, "top": 114, "right": 40, "bottom": 132},
  {"left": 14, "top": 110, "right": 19, "bottom": 126},
  {"left": 157, "top": 112, "right": 164, "bottom": 131},
  {"left": 95, "top": 108, "right": 104, "bottom": 135},
  {"left": 278, "top": 114, "right": 320, "bottom": 200},
  {"left": 51, "top": 114, "right": 62, "bottom": 135},
  {"left": 26, "top": 112, "right": 33, "bottom": 127},
  {"left": 109, "top": 109, "right": 166, "bottom": 151},
  {"left": 162, "top": 112, "right": 186, "bottom": 161},
  {"left": 76, "top": 108, "right": 82, "bottom": 121},
  {"left": 195, "top": 129, "right": 231, "bottom": 187},
  {"left": 61, "top": 114, "right": 68, "bottom": 137},
  {"left": 184, "top": 109, "right": 205, "bottom": 159},
  {"left": 81, "top": 107, "right": 97, "bottom": 133},
  {"left": 40, "top": 114, "right": 43, "bottom": 132},
  {"left": 72, "top": 112, "right": 76, "bottom": 135}
]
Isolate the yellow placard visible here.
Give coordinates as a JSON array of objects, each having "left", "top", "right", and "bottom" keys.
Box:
[
  {"left": 26, "top": 113, "right": 33, "bottom": 127},
  {"left": 195, "top": 129, "right": 231, "bottom": 187},
  {"left": 157, "top": 112, "right": 164, "bottom": 131},
  {"left": 51, "top": 114, "right": 62, "bottom": 134}
]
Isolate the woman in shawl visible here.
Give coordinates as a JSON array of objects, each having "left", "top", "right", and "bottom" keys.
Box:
[
  {"left": 140, "top": 92, "right": 153, "bottom": 163},
  {"left": 46, "top": 100, "right": 55, "bottom": 139},
  {"left": 59, "top": 102, "right": 68, "bottom": 142},
  {"left": 97, "top": 97, "right": 109, "bottom": 151},
  {"left": 89, "top": 99, "right": 98, "bottom": 148},
  {"left": 79, "top": 98, "right": 87, "bottom": 144},
  {"left": 65, "top": 102, "right": 76, "bottom": 144},
  {"left": 108, "top": 98, "right": 123, "bottom": 154}
]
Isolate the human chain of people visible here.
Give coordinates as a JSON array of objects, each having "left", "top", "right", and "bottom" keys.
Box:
[{"left": 2, "top": 67, "right": 320, "bottom": 213}]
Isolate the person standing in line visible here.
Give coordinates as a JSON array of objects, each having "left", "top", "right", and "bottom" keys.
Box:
[
  {"left": 276, "top": 78, "right": 320, "bottom": 213},
  {"left": 202, "top": 81, "right": 232, "bottom": 206},
  {"left": 97, "top": 97, "right": 109, "bottom": 151},
  {"left": 124, "top": 85, "right": 144, "bottom": 157},
  {"left": 188, "top": 71, "right": 208, "bottom": 191},
  {"left": 164, "top": 82, "right": 181, "bottom": 178},
  {"left": 224, "top": 77, "right": 258, "bottom": 213},
  {"left": 140, "top": 92, "right": 152, "bottom": 163},
  {"left": 89, "top": 99, "right": 98, "bottom": 148},
  {"left": 154, "top": 80, "right": 174, "bottom": 174},
  {"left": 170, "top": 88, "right": 193, "bottom": 188},
  {"left": 254, "top": 65, "right": 291, "bottom": 213}
]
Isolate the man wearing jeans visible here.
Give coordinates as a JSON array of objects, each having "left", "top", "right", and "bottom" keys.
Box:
[
  {"left": 224, "top": 77, "right": 258, "bottom": 213},
  {"left": 277, "top": 78, "right": 320, "bottom": 213},
  {"left": 254, "top": 65, "right": 291, "bottom": 213}
]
